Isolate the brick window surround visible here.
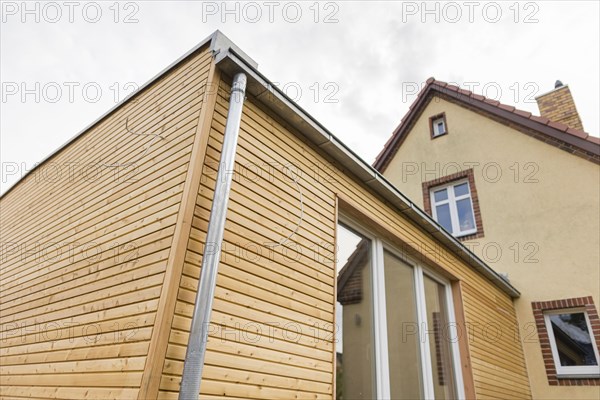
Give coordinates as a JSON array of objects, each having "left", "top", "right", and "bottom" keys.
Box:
[
  {"left": 532, "top": 297, "right": 600, "bottom": 386},
  {"left": 429, "top": 112, "right": 449, "bottom": 139},
  {"left": 422, "top": 169, "right": 484, "bottom": 240}
]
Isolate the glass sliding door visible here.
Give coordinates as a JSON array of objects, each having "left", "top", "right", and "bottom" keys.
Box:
[
  {"left": 336, "top": 224, "right": 375, "bottom": 399},
  {"left": 336, "top": 218, "right": 464, "bottom": 399},
  {"left": 384, "top": 251, "right": 424, "bottom": 399}
]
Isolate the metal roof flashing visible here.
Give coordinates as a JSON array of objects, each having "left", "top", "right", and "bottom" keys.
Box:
[{"left": 210, "top": 30, "right": 258, "bottom": 69}]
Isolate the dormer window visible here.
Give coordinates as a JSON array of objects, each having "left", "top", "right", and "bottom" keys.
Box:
[{"left": 430, "top": 113, "right": 448, "bottom": 138}]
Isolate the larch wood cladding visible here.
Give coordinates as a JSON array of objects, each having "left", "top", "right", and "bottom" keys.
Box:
[{"left": 0, "top": 46, "right": 213, "bottom": 399}]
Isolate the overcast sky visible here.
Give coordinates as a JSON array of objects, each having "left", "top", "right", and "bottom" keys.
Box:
[{"left": 1, "top": 1, "right": 599, "bottom": 194}]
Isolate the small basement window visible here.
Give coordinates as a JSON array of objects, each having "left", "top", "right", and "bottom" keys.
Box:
[
  {"left": 544, "top": 309, "right": 600, "bottom": 378},
  {"left": 429, "top": 113, "right": 448, "bottom": 138}
]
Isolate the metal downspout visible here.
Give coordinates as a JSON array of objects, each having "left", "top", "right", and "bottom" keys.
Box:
[{"left": 179, "top": 72, "right": 247, "bottom": 399}]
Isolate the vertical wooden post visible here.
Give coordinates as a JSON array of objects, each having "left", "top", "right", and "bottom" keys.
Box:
[
  {"left": 137, "top": 56, "right": 221, "bottom": 400},
  {"left": 452, "top": 281, "right": 477, "bottom": 400}
]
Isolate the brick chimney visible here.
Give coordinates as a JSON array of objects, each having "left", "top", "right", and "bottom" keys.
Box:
[{"left": 535, "top": 80, "right": 584, "bottom": 131}]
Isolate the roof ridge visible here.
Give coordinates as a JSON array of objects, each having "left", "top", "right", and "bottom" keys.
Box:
[
  {"left": 373, "top": 77, "right": 599, "bottom": 171},
  {"left": 427, "top": 78, "right": 595, "bottom": 143}
]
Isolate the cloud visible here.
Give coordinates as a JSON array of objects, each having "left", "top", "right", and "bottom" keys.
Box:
[{"left": 1, "top": 1, "right": 598, "bottom": 193}]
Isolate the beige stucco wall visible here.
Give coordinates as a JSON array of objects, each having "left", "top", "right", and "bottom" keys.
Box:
[{"left": 383, "top": 96, "right": 600, "bottom": 399}]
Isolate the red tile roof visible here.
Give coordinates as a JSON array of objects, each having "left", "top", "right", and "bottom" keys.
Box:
[{"left": 373, "top": 78, "right": 600, "bottom": 171}]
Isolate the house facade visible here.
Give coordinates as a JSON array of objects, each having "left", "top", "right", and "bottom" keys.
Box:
[
  {"left": 374, "top": 79, "right": 600, "bottom": 399},
  {"left": 0, "top": 32, "right": 536, "bottom": 399}
]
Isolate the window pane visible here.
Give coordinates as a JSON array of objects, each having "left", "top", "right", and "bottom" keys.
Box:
[
  {"left": 454, "top": 182, "right": 469, "bottom": 197},
  {"left": 435, "top": 203, "right": 453, "bottom": 233},
  {"left": 549, "top": 313, "right": 599, "bottom": 367},
  {"left": 336, "top": 224, "right": 375, "bottom": 399},
  {"left": 434, "top": 188, "right": 448, "bottom": 202},
  {"left": 384, "top": 251, "right": 423, "bottom": 399},
  {"left": 456, "top": 198, "right": 475, "bottom": 232},
  {"left": 423, "top": 275, "right": 457, "bottom": 400},
  {"left": 433, "top": 118, "right": 446, "bottom": 136},
  {"left": 436, "top": 121, "right": 445, "bottom": 134}
]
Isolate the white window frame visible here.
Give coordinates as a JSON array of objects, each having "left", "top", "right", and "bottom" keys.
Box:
[
  {"left": 338, "top": 215, "right": 466, "bottom": 399},
  {"left": 432, "top": 117, "right": 447, "bottom": 137},
  {"left": 430, "top": 179, "right": 477, "bottom": 237},
  {"left": 544, "top": 308, "right": 600, "bottom": 378}
]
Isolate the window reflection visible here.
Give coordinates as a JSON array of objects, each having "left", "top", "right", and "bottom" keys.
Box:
[
  {"left": 423, "top": 275, "right": 457, "bottom": 400},
  {"left": 435, "top": 203, "right": 453, "bottom": 233},
  {"left": 336, "top": 224, "right": 375, "bottom": 399},
  {"left": 456, "top": 199, "right": 475, "bottom": 231},
  {"left": 549, "top": 313, "right": 598, "bottom": 367},
  {"left": 384, "top": 251, "right": 424, "bottom": 399},
  {"left": 335, "top": 221, "right": 462, "bottom": 398}
]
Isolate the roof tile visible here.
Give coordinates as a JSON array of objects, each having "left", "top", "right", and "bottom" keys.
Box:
[
  {"left": 566, "top": 128, "right": 588, "bottom": 139},
  {"left": 513, "top": 109, "right": 532, "bottom": 118},
  {"left": 548, "top": 120, "right": 569, "bottom": 132},
  {"left": 498, "top": 104, "right": 516, "bottom": 112},
  {"left": 530, "top": 115, "right": 550, "bottom": 124},
  {"left": 484, "top": 98, "right": 500, "bottom": 106}
]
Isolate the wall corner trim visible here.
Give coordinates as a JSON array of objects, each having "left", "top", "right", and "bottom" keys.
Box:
[{"left": 137, "top": 62, "right": 222, "bottom": 400}]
